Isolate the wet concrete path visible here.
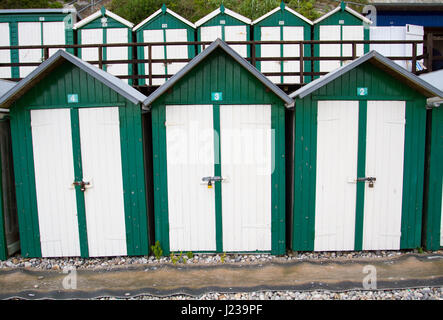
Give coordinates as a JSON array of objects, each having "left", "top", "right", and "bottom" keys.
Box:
[{"left": 0, "top": 253, "right": 442, "bottom": 299}]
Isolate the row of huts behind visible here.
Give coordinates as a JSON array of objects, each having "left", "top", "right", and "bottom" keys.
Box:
[
  {"left": 0, "top": 34, "right": 441, "bottom": 259},
  {"left": 0, "top": 2, "right": 424, "bottom": 86}
]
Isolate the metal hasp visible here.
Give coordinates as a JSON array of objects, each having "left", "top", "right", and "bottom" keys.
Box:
[
  {"left": 356, "top": 177, "right": 376, "bottom": 188},
  {"left": 202, "top": 176, "right": 224, "bottom": 188},
  {"left": 73, "top": 180, "right": 90, "bottom": 192}
]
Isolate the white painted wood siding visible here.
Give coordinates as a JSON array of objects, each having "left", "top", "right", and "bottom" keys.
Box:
[
  {"left": 106, "top": 28, "right": 129, "bottom": 82},
  {"left": 18, "top": 22, "right": 42, "bottom": 78},
  {"left": 31, "top": 109, "right": 81, "bottom": 257},
  {"left": 80, "top": 28, "right": 103, "bottom": 67},
  {"left": 79, "top": 107, "right": 127, "bottom": 257},
  {"left": 283, "top": 26, "right": 304, "bottom": 84},
  {"left": 42, "top": 22, "right": 66, "bottom": 57},
  {"left": 315, "top": 100, "right": 359, "bottom": 251},
  {"left": 143, "top": 29, "right": 166, "bottom": 85},
  {"left": 200, "top": 26, "right": 222, "bottom": 52},
  {"left": 224, "top": 25, "right": 248, "bottom": 57},
  {"left": 220, "top": 105, "right": 272, "bottom": 252},
  {"left": 319, "top": 25, "right": 341, "bottom": 74},
  {"left": 165, "top": 29, "right": 189, "bottom": 76},
  {"left": 166, "top": 105, "right": 216, "bottom": 251},
  {"left": 259, "top": 26, "right": 281, "bottom": 84},
  {"left": 342, "top": 25, "right": 364, "bottom": 64},
  {"left": 0, "top": 23, "right": 11, "bottom": 78},
  {"left": 363, "top": 101, "right": 405, "bottom": 250}
]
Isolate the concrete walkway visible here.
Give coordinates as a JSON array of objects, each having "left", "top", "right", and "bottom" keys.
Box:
[{"left": 0, "top": 253, "right": 442, "bottom": 299}]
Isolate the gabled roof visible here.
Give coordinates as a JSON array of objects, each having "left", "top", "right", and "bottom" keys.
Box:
[
  {"left": 143, "top": 39, "right": 293, "bottom": 108},
  {"left": 289, "top": 50, "right": 443, "bottom": 100},
  {"left": 0, "top": 50, "right": 147, "bottom": 108},
  {"left": 252, "top": 3, "right": 313, "bottom": 26},
  {"left": 313, "top": 3, "right": 372, "bottom": 25},
  {"left": 0, "top": 8, "right": 76, "bottom": 14},
  {"left": 133, "top": 6, "right": 195, "bottom": 31},
  {"left": 0, "top": 79, "right": 16, "bottom": 98},
  {"left": 195, "top": 5, "right": 251, "bottom": 27},
  {"left": 74, "top": 8, "right": 134, "bottom": 29}
]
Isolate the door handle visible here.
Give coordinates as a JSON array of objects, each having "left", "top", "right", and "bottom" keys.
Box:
[{"left": 73, "top": 180, "right": 90, "bottom": 192}]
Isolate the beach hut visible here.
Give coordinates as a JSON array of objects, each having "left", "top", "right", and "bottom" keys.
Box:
[
  {"left": 144, "top": 39, "right": 293, "bottom": 255},
  {"left": 252, "top": 1, "right": 313, "bottom": 84},
  {"left": 0, "top": 50, "right": 150, "bottom": 258},
  {"left": 133, "top": 4, "right": 196, "bottom": 86},
  {"left": 74, "top": 7, "right": 134, "bottom": 84},
  {"left": 0, "top": 8, "right": 76, "bottom": 79},
  {"left": 289, "top": 51, "right": 443, "bottom": 252},
  {"left": 313, "top": 2, "right": 371, "bottom": 78},
  {"left": 196, "top": 5, "right": 251, "bottom": 58}
]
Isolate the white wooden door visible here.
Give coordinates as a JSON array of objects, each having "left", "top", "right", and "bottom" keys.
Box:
[
  {"left": 200, "top": 26, "right": 222, "bottom": 52},
  {"left": 260, "top": 26, "right": 281, "bottom": 84},
  {"left": 342, "top": 25, "right": 364, "bottom": 64},
  {"left": 224, "top": 25, "right": 248, "bottom": 57},
  {"left": 220, "top": 105, "right": 272, "bottom": 251},
  {"left": 79, "top": 107, "right": 127, "bottom": 257},
  {"left": 106, "top": 28, "right": 129, "bottom": 81},
  {"left": 42, "top": 22, "right": 65, "bottom": 57},
  {"left": 0, "top": 23, "right": 11, "bottom": 78},
  {"left": 166, "top": 105, "right": 216, "bottom": 251},
  {"left": 315, "top": 101, "right": 359, "bottom": 251},
  {"left": 31, "top": 109, "right": 81, "bottom": 257},
  {"left": 319, "top": 25, "right": 341, "bottom": 74},
  {"left": 18, "top": 22, "right": 42, "bottom": 78},
  {"left": 143, "top": 29, "right": 166, "bottom": 85},
  {"left": 363, "top": 100, "right": 406, "bottom": 250},
  {"left": 80, "top": 28, "right": 103, "bottom": 67},
  {"left": 283, "top": 26, "right": 304, "bottom": 84},
  {"left": 165, "top": 29, "right": 188, "bottom": 76}
]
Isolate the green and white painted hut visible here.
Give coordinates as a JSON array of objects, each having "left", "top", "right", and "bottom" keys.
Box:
[
  {"left": 289, "top": 51, "right": 443, "bottom": 252},
  {"left": 133, "top": 4, "right": 196, "bottom": 86},
  {"left": 252, "top": 1, "right": 313, "bottom": 84},
  {"left": 144, "top": 39, "right": 293, "bottom": 255},
  {"left": 0, "top": 79, "right": 19, "bottom": 261},
  {"left": 0, "top": 8, "right": 76, "bottom": 80},
  {"left": 74, "top": 7, "right": 134, "bottom": 84},
  {"left": 313, "top": 2, "right": 371, "bottom": 78},
  {"left": 0, "top": 50, "right": 150, "bottom": 258},
  {"left": 196, "top": 5, "right": 251, "bottom": 58},
  {"left": 420, "top": 70, "right": 443, "bottom": 250}
]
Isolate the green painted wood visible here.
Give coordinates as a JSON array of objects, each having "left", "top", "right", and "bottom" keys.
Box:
[
  {"left": 0, "top": 144, "right": 6, "bottom": 260},
  {"left": 292, "top": 60, "right": 427, "bottom": 251},
  {"left": 9, "top": 22, "right": 19, "bottom": 79},
  {"left": 400, "top": 98, "right": 427, "bottom": 249},
  {"left": 354, "top": 100, "right": 367, "bottom": 251},
  {"left": 292, "top": 95, "right": 317, "bottom": 251},
  {"left": 70, "top": 107, "right": 89, "bottom": 258},
  {"left": 9, "top": 60, "right": 148, "bottom": 257},
  {"left": 271, "top": 103, "right": 286, "bottom": 255},
  {"left": 423, "top": 107, "right": 443, "bottom": 250},
  {"left": 253, "top": 7, "right": 312, "bottom": 83},
  {"left": 151, "top": 104, "right": 170, "bottom": 255},
  {"left": 213, "top": 104, "right": 223, "bottom": 253},
  {"left": 150, "top": 48, "right": 287, "bottom": 255}
]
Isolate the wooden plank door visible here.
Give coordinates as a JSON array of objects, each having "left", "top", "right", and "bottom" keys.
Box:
[
  {"left": 220, "top": 104, "right": 272, "bottom": 251},
  {"left": 78, "top": 107, "right": 127, "bottom": 257},
  {"left": 165, "top": 105, "right": 216, "bottom": 251},
  {"left": 363, "top": 100, "right": 406, "bottom": 250},
  {"left": 31, "top": 109, "right": 81, "bottom": 257},
  {"left": 315, "top": 100, "right": 359, "bottom": 251},
  {"left": 165, "top": 29, "right": 189, "bottom": 76},
  {"left": 18, "top": 22, "right": 42, "bottom": 78},
  {"left": 259, "top": 26, "right": 281, "bottom": 84},
  {"left": 283, "top": 26, "right": 304, "bottom": 84},
  {"left": 143, "top": 29, "right": 166, "bottom": 85},
  {"left": 106, "top": 28, "right": 129, "bottom": 82}
]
